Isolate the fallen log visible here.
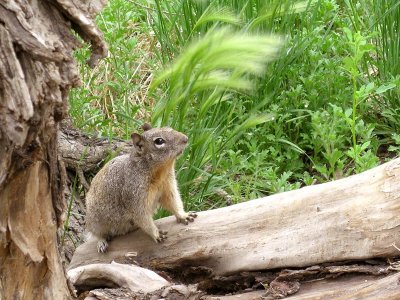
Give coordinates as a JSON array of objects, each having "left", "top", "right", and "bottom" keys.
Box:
[
  {"left": 204, "top": 273, "right": 400, "bottom": 300},
  {"left": 72, "top": 272, "right": 400, "bottom": 300},
  {"left": 69, "top": 157, "right": 400, "bottom": 275},
  {"left": 284, "top": 272, "right": 400, "bottom": 300},
  {"left": 67, "top": 262, "right": 169, "bottom": 295},
  {"left": 58, "top": 126, "right": 131, "bottom": 174},
  {"left": 83, "top": 284, "right": 201, "bottom": 300}
]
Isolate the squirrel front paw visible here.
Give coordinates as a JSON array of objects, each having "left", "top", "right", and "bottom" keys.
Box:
[
  {"left": 156, "top": 230, "right": 168, "bottom": 243},
  {"left": 176, "top": 211, "right": 197, "bottom": 225}
]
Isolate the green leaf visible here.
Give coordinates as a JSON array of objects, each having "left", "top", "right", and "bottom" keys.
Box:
[{"left": 375, "top": 83, "right": 397, "bottom": 94}]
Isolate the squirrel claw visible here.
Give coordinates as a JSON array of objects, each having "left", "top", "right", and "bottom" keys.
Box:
[
  {"left": 177, "top": 211, "right": 197, "bottom": 225},
  {"left": 188, "top": 211, "right": 197, "bottom": 218},
  {"left": 156, "top": 230, "right": 168, "bottom": 243}
]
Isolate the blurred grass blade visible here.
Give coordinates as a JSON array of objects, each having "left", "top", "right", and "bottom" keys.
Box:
[
  {"left": 249, "top": 0, "right": 317, "bottom": 30},
  {"left": 193, "top": 6, "right": 242, "bottom": 30},
  {"left": 151, "top": 27, "right": 282, "bottom": 123}
]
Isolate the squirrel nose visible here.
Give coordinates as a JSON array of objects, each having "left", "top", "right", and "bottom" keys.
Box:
[{"left": 182, "top": 135, "right": 188, "bottom": 144}]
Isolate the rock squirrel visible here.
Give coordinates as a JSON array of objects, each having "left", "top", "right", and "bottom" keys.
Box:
[{"left": 85, "top": 123, "right": 197, "bottom": 253}]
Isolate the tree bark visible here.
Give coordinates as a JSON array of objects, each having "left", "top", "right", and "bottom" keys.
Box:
[
  {"left": 0, "top": 1, "right": 107, "bottom": 299},
  {"left": 69, "top": 157, "right": 400, "bottom": 273}
]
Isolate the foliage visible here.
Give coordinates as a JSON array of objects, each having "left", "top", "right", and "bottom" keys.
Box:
[
  {"left": 69, "top": 0, "right": 400, "bottom": 212},
  {"left": 69, "top": 0, "right": 153, "bottom": 139}
]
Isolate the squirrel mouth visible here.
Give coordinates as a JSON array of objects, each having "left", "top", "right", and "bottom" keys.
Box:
[{"left": 177, "top": 148, "right": 186, "bottom": 156}]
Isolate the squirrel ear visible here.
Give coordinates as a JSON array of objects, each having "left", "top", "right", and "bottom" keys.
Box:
[
  {"left": 131, "top": 133, "right": 143, "bottom": 147},
  {"left": 141, "top": 123, "right": 152, "bottom": 131}
]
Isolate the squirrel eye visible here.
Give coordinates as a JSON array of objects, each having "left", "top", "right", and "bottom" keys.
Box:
[{"left": 154, "top": 138, "right": 165, "bottom": 146}]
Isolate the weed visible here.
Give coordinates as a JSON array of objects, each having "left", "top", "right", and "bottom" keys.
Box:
[
  {"left": 68, "top": 0, "right": 400, "bottom": 212},
  {"left": 69, "top": 0, "right": 155, "bottom": 138}
]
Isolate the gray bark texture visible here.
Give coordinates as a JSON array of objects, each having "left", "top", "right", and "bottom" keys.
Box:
[{"left": 0, "top": 1, "right": 107, "bottom": 299}]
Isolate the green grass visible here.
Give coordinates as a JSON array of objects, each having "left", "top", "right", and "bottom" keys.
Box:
[
  {"left": 69, "top": 0, "right": 400, "bottom": 213},
  {"left": 69, "top": 0, "right": 155, "bottom": 139}
]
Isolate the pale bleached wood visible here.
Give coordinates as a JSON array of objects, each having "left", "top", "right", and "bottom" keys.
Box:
[
  {"left": 67, "top": 262, "right": 170, "bottom": 295},
  {"left": 69, "top": 158, "right": 400, "bottom": 275},
  {"left": 83, "top": 284, "right": 201, "bottom": 300},
  {"left": 287, "top": 273, "right": 400, "bottom": 300},
  {"left": 205, "top": 291, "right": 265, "bottom": 300}
]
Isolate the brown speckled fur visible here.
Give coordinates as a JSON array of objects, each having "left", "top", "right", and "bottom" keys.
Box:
[{"left": 85, "top": 124, "right": 196, "bottom": 253}]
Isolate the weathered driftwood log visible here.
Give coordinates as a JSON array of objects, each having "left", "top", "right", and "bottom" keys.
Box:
[
  {"left": 69, "top": 157, "right": 400, "bottom": 275},
  {"left": 83, "top": 284, "right": 201, "bottom": 300},
  {"left": 70, "top": 261, "right": 398, "bottom": 299},
  {"left": 67, "top": 262, "right": 170, "bottom": 295},
  {"left": 68, "top": 262, "right": 203, "bottom": 299},
  {"left": 204, "top": 273, "right": 400, "bottom": 300},
  {"left": 281, "top": 272, "right": 400, "bottom": 300},
  {"left": 59, "top": 127, "right": 132, "bottom": 174},
  {"left": 75, "top": 272, "right": 400, "bottom": 300},
  {"left": 59, "top": 127, "right": 132, "bottom": 190}
]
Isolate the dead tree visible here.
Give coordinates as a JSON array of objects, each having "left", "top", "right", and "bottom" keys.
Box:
[{"left": 0, "top": 1, "right": 107, "bottom": 299}]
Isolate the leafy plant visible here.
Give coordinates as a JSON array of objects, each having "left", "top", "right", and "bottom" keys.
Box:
[
  {"left": 68, "top": 0, "right": 400, "bottom": 213},
  {"left": 150, "top": 27, "right": 282, "bottom": 209},
  {"left": 69, "top": 0, "right": 154, "bottom": 138}
]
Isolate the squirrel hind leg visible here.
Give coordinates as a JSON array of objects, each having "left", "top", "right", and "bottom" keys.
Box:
[{"left": 97, "top": 239, "right": 109, "bottom": 253}]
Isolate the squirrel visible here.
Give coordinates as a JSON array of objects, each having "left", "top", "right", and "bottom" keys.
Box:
[{"left": 85, "top": 123, "right": 197, "bottom": 253}]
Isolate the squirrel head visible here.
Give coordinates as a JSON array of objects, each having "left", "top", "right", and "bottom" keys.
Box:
[{"left": 130, "top": 123, "right": 188, "bottom": 165}]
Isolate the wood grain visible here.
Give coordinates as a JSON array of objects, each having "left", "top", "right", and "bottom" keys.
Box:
[
  {"left": 0, "top": 0, "right": 107, "bottom": 299},
  {"left": 69, "top": 158, "right": 400, "bottom": 276}
]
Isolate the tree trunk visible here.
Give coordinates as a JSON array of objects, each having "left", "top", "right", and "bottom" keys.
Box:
[
  {"left": 0, "top": 1, "right": 107, "bottom": 299},
  {"left": 69, "top": 157, "right": 400, "bottom": 274}
]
